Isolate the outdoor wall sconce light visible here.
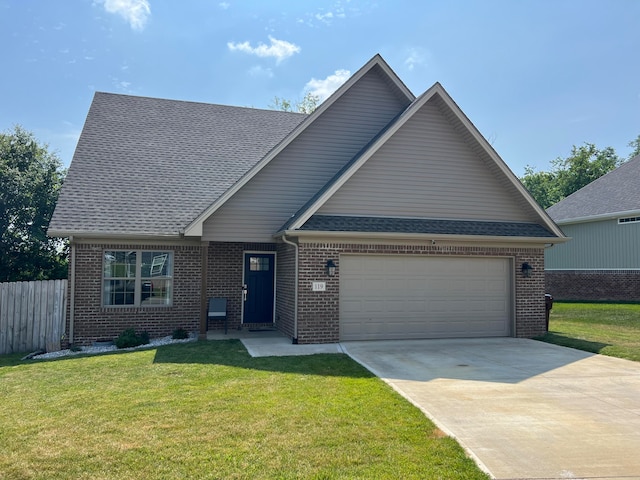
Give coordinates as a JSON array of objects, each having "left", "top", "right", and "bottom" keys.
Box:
[
  {"left": 326, "top": 259, "right": 337, "bottom": 277},
  {"left": 521, "top": 262, "right": 533, "bottom": 278}
]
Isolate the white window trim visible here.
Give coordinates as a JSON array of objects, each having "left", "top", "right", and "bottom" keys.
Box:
[{"left": 103, "top": 249, "right": 174, "bottom": 308}]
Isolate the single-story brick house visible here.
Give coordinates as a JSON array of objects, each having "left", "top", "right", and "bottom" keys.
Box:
[
  {"left": 546, "top": 154, "right": 640, "bottom": 301},
  {"left": 48, "top": 54, "right": 566, "bottom": 346}
]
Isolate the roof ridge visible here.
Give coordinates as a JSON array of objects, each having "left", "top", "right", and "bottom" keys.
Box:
[{"left": 93, "top": 91, "right": 308, "bottom": 116}]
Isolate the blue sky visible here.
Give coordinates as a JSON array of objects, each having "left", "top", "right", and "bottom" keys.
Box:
[{"left": 1, "top": 0, "right": 639, "bottom": 175}]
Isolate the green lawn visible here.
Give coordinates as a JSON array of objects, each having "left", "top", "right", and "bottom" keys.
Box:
[
  {"left": 0, "top": 340, "right": 488, "bottom": 480},
  {"left": 536, "top": 302, "right": 640, "bottom": 362}
]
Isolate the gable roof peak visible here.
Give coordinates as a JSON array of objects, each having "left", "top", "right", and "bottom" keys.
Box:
[
  {"left": 323, "top": 53, "right": 416, "bottom": 106},
  {"left": 280, "top": 77, "right": 564, "bottom": 239},
  {"left": 182, "top": 53, "right": 416, "bottom": 236}
]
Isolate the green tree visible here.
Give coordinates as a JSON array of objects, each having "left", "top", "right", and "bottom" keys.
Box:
[
  {"left": 552, "top": 143, "right": 622, "bottom": 201},
  {"left": 0, "top": 126, "right": 67, "bottom": 281},
  {"left": 520, "top": 166, "right": 560, "bottom": 210},
  {"left": 269, "top": 96, "right": 293, "bottom": 112},
  {"left": 295, "top": 91, "right": 320, "bottom": 114},
  {"left": 628, "top": 134, "right": 640, "bottom": 160},
  {"left": 521, "top": 142, "right": 623, "bottom": 209},
  {"left": 269, "top": 91, "right": 320, "bottom": 114}
]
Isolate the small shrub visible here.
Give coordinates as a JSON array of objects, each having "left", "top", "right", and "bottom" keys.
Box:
[
  {"left": 115, "top": 328, "right": 151, "bottom": 349},
  {"left": 139, "top": 331, "right": 150, "bottom": 344},
  {"left": 172, "top": 328, "right": 189, "bottom": 340}
]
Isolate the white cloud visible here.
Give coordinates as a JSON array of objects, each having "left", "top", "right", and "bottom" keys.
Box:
[
  {"left": 248, "top": 65, "right": 274, "bottom": 78},
  {"left": 110, "top": 76, "right": 134, "bottom": 93},
  {"left": 404, "top": 47, "right": 427, "bottom": 71},
  {"left": 315, "top": 11, "right": 334, "bottom": 24},
  {"left": 304, "top": 69, "right": 350, "bottom": 101},
  {"left": 98, "top": 0, "right": 151, "bottom": 31},
  {"left": 227, "top": 35, "right": 300, "bottom": 63},
  {"left": 219, "top": 2, "right": 230, "bottom": 9},
  {"left": 297, "top": 2, "right": 350, "bottom": 27}
]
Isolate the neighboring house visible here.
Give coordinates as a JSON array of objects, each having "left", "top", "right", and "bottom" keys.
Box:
[
  {"left": 546, "top": 155, "right": 640, "bottom": 301},
  {"left": 48, "top": 54, "right": 566, "bottom": 346}
]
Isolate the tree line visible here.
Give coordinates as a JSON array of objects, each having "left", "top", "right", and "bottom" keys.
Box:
[
  {"left": 1, "top": 126, "right": 67, "bottom": 282},
  {"left": 520, "top": 134, "right": 640, "bottom": 209}
]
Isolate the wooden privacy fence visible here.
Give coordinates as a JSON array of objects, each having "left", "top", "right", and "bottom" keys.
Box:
[{"left": 0, "top": 280, "right": 67, "bottom": 355}]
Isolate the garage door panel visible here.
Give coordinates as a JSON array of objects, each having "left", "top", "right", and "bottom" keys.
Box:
[
  {"left": 386, "top": 300, "right": 407, "bottom": 312},
  {"left": 340, "top": 255, "right": 512, "bottom": 341},
  {"left": 486, "top": 279, "right": 507, "bottom": 292},
  {"left": 363, "top": 300, "right": 384, "bottom": 312},
  {"left": 406, "top": 300, "right": 427, "bottom": 313},
  {"left": 341, "top": 299, "right": 364, "bottom": 313},
  {"left": 342, "top": 277, "right": 363, "bottom": 293}
]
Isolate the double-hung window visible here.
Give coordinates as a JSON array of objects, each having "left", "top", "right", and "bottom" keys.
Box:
[{"left": 103, "top": 250, "right": 173, "bottom": 307}]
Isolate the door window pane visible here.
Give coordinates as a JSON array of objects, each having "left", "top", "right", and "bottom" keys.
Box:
[{"left": 249, "top": 256, "right": 270, "bottom": 271}]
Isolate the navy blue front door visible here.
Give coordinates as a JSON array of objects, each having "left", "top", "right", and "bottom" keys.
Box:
[{"left": 243, "top": 253, "right": 275, "bottom": 324}]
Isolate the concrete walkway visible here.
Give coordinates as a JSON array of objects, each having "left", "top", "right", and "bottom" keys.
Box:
[
  {"left": 341, "top": 338, "right": 640, "bottom": 480},
  {"left": 207, "top": 329, "right": 344, "bottom": 356}
]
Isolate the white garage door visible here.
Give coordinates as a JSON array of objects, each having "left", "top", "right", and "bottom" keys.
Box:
[{"left": 340, "top": 255, "right": 512, "bottom": 341}]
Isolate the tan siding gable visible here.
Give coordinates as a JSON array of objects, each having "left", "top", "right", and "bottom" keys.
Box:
[
  {"left": 203, "top": 65, "right": 412, "bottom": 242},
  {"left": 317, "top": 98, "right": 540, "bottom": 223}
]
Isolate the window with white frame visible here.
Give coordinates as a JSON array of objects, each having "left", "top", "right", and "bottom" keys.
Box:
[{"left": 103, "top": 250, "right": 173, "bottom": 306}]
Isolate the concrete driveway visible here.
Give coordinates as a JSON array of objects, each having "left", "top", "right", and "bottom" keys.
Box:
[{"left": 341, "top": 338, "right": 640, "bottom": 480}]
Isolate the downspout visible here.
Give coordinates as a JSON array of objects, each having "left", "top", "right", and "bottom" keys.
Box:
[
  {"left": 200, "top": 241, "right": 209, "bottom": 339},
  {"left": 281, "top": 234, "right": 299, "bottom": 343},
  {"left": 68, "top": 238, "right": 76, "bottom": 345}
]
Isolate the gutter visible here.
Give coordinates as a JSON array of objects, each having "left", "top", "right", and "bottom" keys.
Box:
[
  {"left": 281, "top": 230, "right": 570, "bottom": 244},
  {"left": 281, "top": 234, "right": 299, "bottom": 344},
  {"left": 69, "top": 238, "right": 76, "bottom": 345},
  {"left": 554, "top": 209, "right": 640, "bottom": 226}
]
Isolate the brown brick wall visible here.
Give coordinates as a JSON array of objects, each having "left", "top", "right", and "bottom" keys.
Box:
[
  {"left": 70, "top": 243, "right": 202, "bottom": 346},
  {"left": 206, "top": 242, "right": 277, "bottom": 331},
  {"left": 69, "top": 240, "right": 547, "bottom": 346},
  {"left": 276, "top": 243, "right": 296, "bottom": 338},
  {"left": 294, "top": 242, "right": 546, "bottom": 344},
  {"left": 546, "top": 270, "right": 640, "bottom": 302}
]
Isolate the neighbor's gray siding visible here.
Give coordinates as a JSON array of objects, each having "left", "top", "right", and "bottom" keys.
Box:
[
  {"left": 545, "top": 219, "right": 640, "bottom": 269},
  {"left": 202, "top": 65, "right": 412, "bottom": 242},
  {"left": 318, "top": 99, "right": 540, "bottom": 223}
]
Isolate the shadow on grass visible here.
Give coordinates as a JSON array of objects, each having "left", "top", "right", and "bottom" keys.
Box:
[
  {"left": 2, "top": 340, "right": 373, "bottom": 378},
  {"left": 536, "top": 331, "right": 611, "bottom": 354},
  {"left": 152, "top": 339, "right": 373, "bottom": 378}
]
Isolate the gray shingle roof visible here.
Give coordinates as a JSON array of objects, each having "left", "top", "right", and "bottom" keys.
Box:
[
  {"left": 49, "top": 92, "right": 306, "bottom": 236},
  {"left": 299, "top": 215, "right": 557, "bottom": 238},
  {"left": 547, "top": 155, "right": 640, "bottom": 222}
]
